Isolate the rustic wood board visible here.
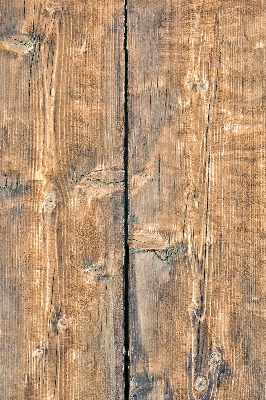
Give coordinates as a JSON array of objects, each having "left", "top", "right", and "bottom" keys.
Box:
[
  {"left": 1, "top": 0, "right": 266, "bottom": 399},
  {"left": 128, "top": 1, "right": 266, "bottom": 399},
  {"left": 0, "top": 1, "right": 124, "bottom": 399}
]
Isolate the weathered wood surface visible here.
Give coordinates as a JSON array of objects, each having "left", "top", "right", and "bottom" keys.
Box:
[
  {"left": 1, "top": 0, "right": 266, "bottom": 399},
  {"left": 128, "top": 1, "right": 266, "bottom": 399},
  {"left": 0, "top": 1, "right": 124, "bottom": 399}
]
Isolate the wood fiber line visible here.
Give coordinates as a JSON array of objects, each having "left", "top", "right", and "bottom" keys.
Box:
[
  {"left": 0, "top": 1, "right": 125, "bottom": 399},
  {"left": 128, "top": 1, "right": 266, "bottom": 399}
]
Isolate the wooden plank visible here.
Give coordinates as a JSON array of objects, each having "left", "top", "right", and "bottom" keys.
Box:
[
  {"left": 0, "top": 1, "right": 124, "bottom": 398},
  {"left": 128, "top": 1, "right": 266, "bottom": 398}
]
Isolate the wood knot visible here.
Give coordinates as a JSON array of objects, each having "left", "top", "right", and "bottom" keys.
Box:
[
  {"left": 209, "top": 351, "right": 222, "bottom": 370},
  {"left": 0, "top": 35, "right": 35, "bottom": 56},
  {"left": 32, "top": 346, "right": 45, "bottom": 358},
  {"left": 57, "top": 316, "right": 69, "bottom": 332},
  {"left": 44, "top": 195, "right": 57, "bottom": 210},
  {"left": 194, "top": 375, "right": 207, "bottom": 391},
  {"left": 185, "top": 71, "right": 209, "bottom": 94}
]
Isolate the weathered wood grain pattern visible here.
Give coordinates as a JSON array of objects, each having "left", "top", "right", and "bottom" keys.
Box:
[
  {"left": 128, "top": 1, "right": 266, "bottom": 399},
  {"left": 0, "top": 1, "right": 124, "bottom": 399}
]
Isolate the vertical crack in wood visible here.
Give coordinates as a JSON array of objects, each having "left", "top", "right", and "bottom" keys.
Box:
[{"left": 123, "top": 0, "right": 130, "bottom": 398}]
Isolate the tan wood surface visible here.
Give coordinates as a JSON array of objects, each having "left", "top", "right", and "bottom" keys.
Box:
[
  {"left": 1, "top": 0, "right": 266, "bottom": 399},
  {"left": 128, "top": 1, "right": 266, "bottom": 399},
  {"left": 0, "top": 1, "right": 124, "bottom": 399}
]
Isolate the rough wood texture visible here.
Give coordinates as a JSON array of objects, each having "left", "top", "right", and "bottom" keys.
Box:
[
  {"left": 0, "top": 1, "right": 124, "bottom": 399},
  {"left": 2, "top": 0, "right": 266, "bottom": 398},
  {"left": 128, "top": 1, "right": 266, "bottom": 399}
]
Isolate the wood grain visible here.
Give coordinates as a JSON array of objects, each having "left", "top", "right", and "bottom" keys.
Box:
[
  {"left": 2, "top": 0, "right": 266, "bottom": 399},
  {"left": 0, "top": 1, "right": 124, "bottom": 399},
  {"left": 128, "top": 1, "right": 266, "bottom": 399}
]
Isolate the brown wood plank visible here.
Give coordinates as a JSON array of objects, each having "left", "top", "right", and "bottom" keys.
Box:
[
  {"left": 128, "top": 1, "right": 266, "bottom": 398},
  {"left": 0, "top": 1, "right": 125, "bottom": 398}
]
